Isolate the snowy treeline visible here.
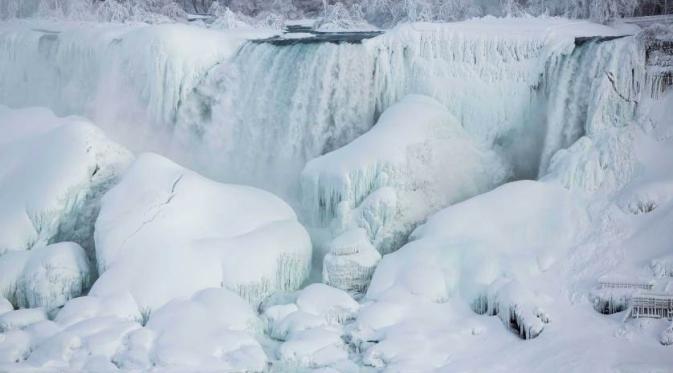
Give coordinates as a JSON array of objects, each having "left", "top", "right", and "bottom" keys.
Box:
[{"left": 0, "top": 0, "right": 651, "bottom": 24}]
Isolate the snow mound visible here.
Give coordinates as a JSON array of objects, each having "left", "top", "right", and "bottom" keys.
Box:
[
  {"left": 0, "top": 106, "right": 133, "bottom": 260},
  {"left": 367, "top": 180, "right": 588, "bottom": 338},
  {"left": 92, "top": 153, "right": 312, "bottom": 310},
  {"left": 302, "top": 95, "right": 510, "bottom": 254},
  {"left": 143, "top": 288, "right": 267, "bottom": 371},
  {"left": 11, "top": 242, "right": 91, "bottom": 310},
  {"left": 323, "top": 228, "right": 381, "bottom": 293}
]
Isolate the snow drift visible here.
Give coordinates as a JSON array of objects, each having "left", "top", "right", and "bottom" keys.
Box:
[{"left": 92, "top": 153, "right": 312, "bottom": 310}]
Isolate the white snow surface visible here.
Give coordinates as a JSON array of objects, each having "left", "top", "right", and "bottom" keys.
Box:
[{"left": 92, "top": 153, "right": 312, "bottom": 310}]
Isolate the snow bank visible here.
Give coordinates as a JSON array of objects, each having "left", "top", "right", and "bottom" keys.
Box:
[
  {"left": 367, "top": 180, "right": 587, "bottom": 338},
  {"left": 92, "top": 153, "right": 312, "bottom": 310},
  {"left": 0, "top": 106, "right": 132, "bottom": 259},
  {"left": 302, "top": 95, "right": 510, "bottom": 254},
  {"left": 322, "top": 228, "right": 381, "bottom": 293}
]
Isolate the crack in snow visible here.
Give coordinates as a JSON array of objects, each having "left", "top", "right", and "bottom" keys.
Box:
[{"left": 111, "top": 174, "right": 184, "bottom": 265}]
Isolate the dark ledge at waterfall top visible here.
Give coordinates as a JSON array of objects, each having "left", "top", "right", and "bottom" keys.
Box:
[
  {"left": 253, "top": 25, "right": 384, "bottom": 46},
  {"left": 574, "top": 35, "right": 631, "bottom": 46}
]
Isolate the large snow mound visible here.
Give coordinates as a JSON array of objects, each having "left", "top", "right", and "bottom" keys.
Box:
[
  {"left": 0, "top": 106, "right": 132, "bottom": 259},
  {"left": 302, "top": 95, "right": 510, "bottom": 254},
  {"left": 366, "top": 180, "right": 587, "bottom": 338},
  {"left": 92, "top": 153, "right": 312, "bottom": 310}
]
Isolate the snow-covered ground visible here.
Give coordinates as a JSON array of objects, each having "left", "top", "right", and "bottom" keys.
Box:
[{"left": 0, "top": 15, "right": 672, "bottom": 372}]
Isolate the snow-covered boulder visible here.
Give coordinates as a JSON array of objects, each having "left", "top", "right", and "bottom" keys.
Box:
[
  {"left": 143, "top": 288, "right": 267, "bottom": 371},
  {"left": 92, "top": 153, "right": 312, "bottom": 310},
  {"left": 302, "top": 95, "right": 510, "bottom": 254},
  {"left": 0, "top": 106, "right": 133, "bottom": 258},
  {"left": 323, "top": 229, "right": 381, "bottom": 294},
  {"left": 0, "top": 242, "right": 91, "bottom": 310},
  {"left": 14, "top": 242, "right": 91, "bottom": 310},
  {"left": 366, "top": 180, "right": 587, "bottom": 338}
]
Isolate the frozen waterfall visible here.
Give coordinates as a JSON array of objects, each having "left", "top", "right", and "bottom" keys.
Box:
[{"left": 0, "top": 19, "right": 645, "bottom": 203}]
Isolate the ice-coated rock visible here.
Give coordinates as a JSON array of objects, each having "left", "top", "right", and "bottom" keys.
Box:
[
  {"left": 92, "top": 153, "right": 312, "bottom": 310},
  {"left": 302, "top": 95, "right": 510, "bottom": 254},
  {"left": 0, "top": 106, "right": 133, "bottom": 259},
  {"left": 145, "top": 288, "right": 267, "bottom": 371},
  {"left": 1, "top": 242, "right": 92, "bottom": 311},
  {"left": 367, "top": 180, "right": 587, "bottom": 338},
  {"left": 13, "top": 242, "right": 91, "bottom": 310},
  {"left": 323, "top": 228, "right": 381, "bottom": 293}
]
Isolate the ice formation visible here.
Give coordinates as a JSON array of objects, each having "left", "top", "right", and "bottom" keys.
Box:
[
  {"left": 322, "top": 228, "right": 381, "bottom": 293},
  {"left": 302, "top": 95, "right": 510, "bottom": 254},
  {"left": 0, "top": 106, "right": 132, "bottom": 260},
  {"left": 92, "top": 153, "right": 312, "bottom": 310}
]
